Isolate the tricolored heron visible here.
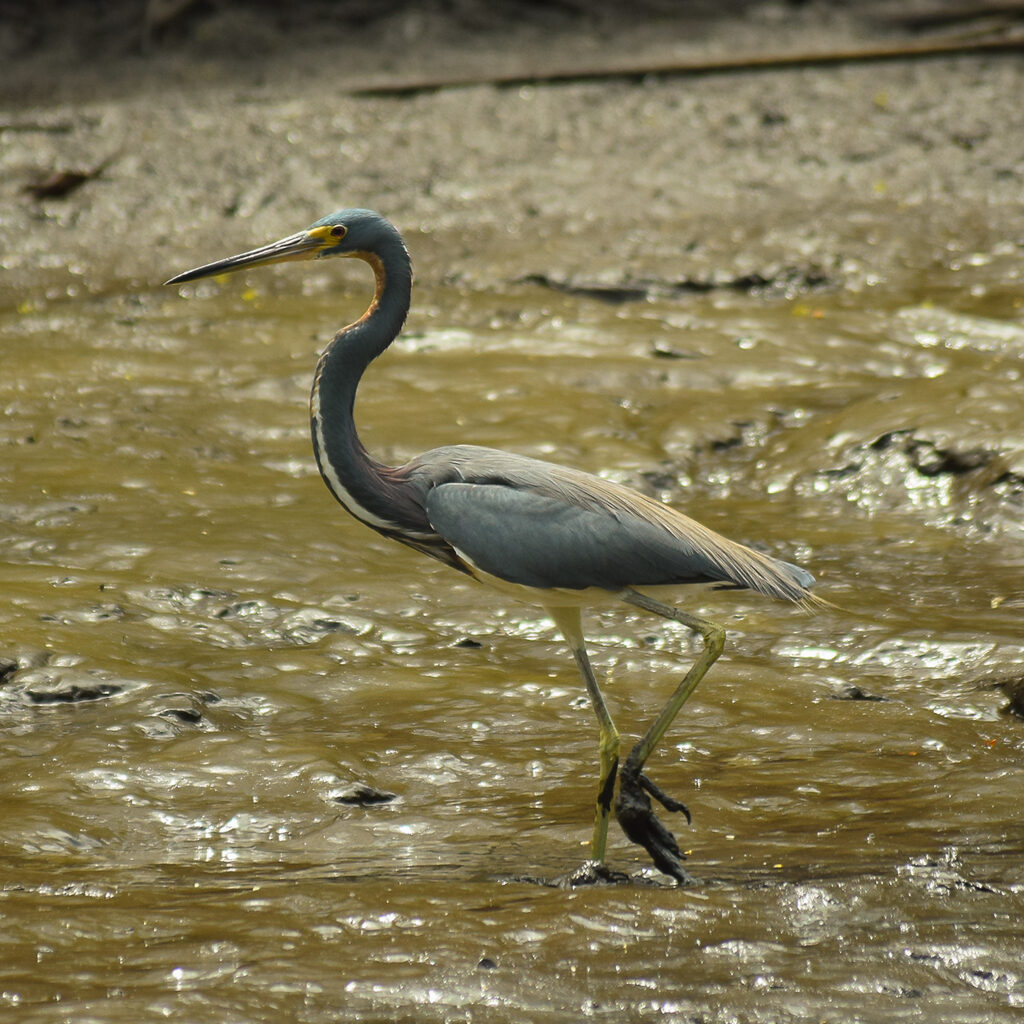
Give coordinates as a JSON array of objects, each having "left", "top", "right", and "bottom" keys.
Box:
[{"left": 167, "top": 209, "right": 817, "bottom": 884}]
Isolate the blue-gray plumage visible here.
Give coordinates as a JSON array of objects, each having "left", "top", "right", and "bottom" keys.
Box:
[
  {"left": 408, "top": 446, "right": 813, "bottom": 596},
  {"left": 167, "top": 209, "right": 820, "bottom": 886}
]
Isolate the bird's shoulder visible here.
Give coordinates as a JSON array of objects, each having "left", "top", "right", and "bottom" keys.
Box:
[
  {"left": 403, "top": 444, "right": 706, "bottom": 535},
  {"left": 400, "top": 449, "right": 814, "bottom": 600},
  {"left": 404, "top": 444, "right": 626, "bottom": 504}
]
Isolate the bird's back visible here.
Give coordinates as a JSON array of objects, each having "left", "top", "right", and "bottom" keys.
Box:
[{"left": 402, "top": 445, "right": 814, "bottom": 602}]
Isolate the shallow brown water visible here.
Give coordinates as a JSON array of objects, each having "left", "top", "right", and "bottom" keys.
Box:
[{"left": 2, "top": 263, "right": 1023, "bottom": 1022}]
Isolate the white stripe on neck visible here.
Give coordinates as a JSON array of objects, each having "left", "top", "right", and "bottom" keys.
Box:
[{"left": 310, "top": 387, "right": 400, "bottom": 532}]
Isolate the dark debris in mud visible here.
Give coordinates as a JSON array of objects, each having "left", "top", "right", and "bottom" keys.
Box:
[
  {"left": 810, "top": 428, "right": 1024, "bottom": 524},
  {"left": 514, "top": 861, "right": 692, "bottom": 889},
  {"left": 976, "top": 675, "right": 1024, "bottom": 721},
  {"left": 12, "top": 668, "right": 125, "bottom": 704},
  {"left": 22, "top": 152, "right": 118, "bottom": 199},
  {"left": 854, "top": 430, "right": 1021, "bottom": 492},
  {"left": 331, "top": 782, "right": 398, "bottom": 806},
  {"left": 158, "top": 704, "right": 204, "bottom": 725},
  {"left": 39, "top": 603, "right": 127, "bottom": 626},
  {"left": 870, "top": 430, "right": 994, "bottom": 480},
  {"left": 520, "top": 263, "right": 834, "bottom": 303},
  {"left": 144, "top": 692, "right": 219, "bottom": 733},
  {"left": 0, "top": 649, "right": 144, "bottom": 708},
  {"left": 130, "top": 584, "right": 371, "bottom": 648},
  {"left": 649, "top": 340, "right": 702, "bottom": 360},
  {"left": 831, "top": 684, "right": 888, "bottom": 702}
]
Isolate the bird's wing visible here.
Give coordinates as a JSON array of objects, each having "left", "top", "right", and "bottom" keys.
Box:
[
  {"left": 417, "top": 448, "right": 812, "bottom": 600},
  {"left": 426, "top": 481, "right": 693, "bottom": 590}
]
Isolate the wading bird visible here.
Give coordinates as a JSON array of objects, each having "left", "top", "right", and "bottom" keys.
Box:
[{"left": 167, "top": 209, "right": 817, "bottom": 884}]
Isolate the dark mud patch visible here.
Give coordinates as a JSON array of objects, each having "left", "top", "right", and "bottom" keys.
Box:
[
  {"left": 831, "top": 683, "right": 888, "bottom": 702},
  {"left": 4, "top": 666, "right": 131, "bottom": 704},
  {"left": 520, "top": 262, "right": 834, "bottom": 303},
  {"left": 975, "top": 675, "right": 1024, "bottom": 721},
  {"left": 330, "top": 782, "right": 398, "bottom": 807},
  {"left": 802, "top": 427, "right": 1024, "bottom": 531}
]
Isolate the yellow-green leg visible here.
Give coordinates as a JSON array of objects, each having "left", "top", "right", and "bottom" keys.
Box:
[
  {"left": 621, "top": 589, "right": 725, "bottom": 769},
  {"left": 615, "top": 588, "right": 726, "bottom": 882},
  {"left": 547, "top": 606, "right": 620, "bottom": 865}
]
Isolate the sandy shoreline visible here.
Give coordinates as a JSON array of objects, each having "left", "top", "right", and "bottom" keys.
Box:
[{"left": 2, "top": 3, "right": 1022, "bottom": 309}]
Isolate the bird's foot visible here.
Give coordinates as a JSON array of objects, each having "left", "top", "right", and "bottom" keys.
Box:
[
  {"left": 615, "top": 763, "right": 696, "bottom": 885},
  {"left": 637, "top": 772, "right": 691, "bottom": 824}
]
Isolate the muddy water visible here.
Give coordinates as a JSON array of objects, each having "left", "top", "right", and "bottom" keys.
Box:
[{"left": 2, "top": 261, "right": 1022, "bottom": 1022}]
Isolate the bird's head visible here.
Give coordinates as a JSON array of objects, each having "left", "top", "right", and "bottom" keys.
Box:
[{"left": 165, "top": 209, "right": 398, "bottom": 285}]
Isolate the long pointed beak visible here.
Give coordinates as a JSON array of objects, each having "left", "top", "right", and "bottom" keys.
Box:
[{"left": 164, "top": 229, "right": 325, "bottom": 285}]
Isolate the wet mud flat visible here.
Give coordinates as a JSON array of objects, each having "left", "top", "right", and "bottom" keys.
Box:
[{"left": 2, "top": 3, "right": 1024, "bottom": 1022}]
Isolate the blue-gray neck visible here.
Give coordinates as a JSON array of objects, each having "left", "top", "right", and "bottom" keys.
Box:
[{"left": 309, "top": 232, "right": 423, "bottom": 533}]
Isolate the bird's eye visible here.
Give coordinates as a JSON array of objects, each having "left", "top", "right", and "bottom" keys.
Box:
[{"left": 331, "top": 226, "right": 347, "bottom": 238}]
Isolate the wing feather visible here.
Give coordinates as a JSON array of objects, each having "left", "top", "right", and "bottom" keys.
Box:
[{"left": 413, "top": 446, "right": 814, "bottom": 602}]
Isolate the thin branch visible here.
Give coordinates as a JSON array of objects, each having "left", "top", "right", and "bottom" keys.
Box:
[{"left": 349, "top": 31, "right": 1024, "bottom": 96}]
